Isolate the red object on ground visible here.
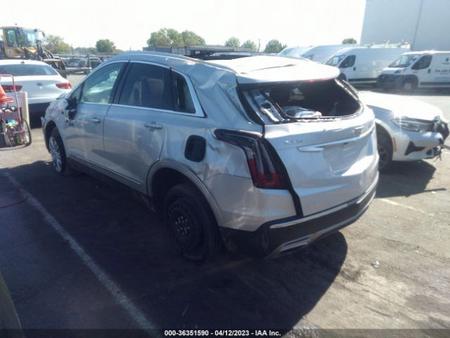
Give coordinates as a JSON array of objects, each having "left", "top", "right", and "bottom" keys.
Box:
[{"left": 0, "top": 84, "right": 14, "bottom": 104}]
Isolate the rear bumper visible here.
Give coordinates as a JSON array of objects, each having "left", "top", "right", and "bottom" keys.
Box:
[{"left": 221, "top": 174, "right": 378, "bottom": 257}]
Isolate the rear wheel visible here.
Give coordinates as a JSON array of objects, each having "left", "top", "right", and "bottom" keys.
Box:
[
  {"left": 164, "top": 184, "right": 221, "bottom": 261},
  {"left": 48, "top": 128, "right": 71, "bottom": 175},
  {"left": 377, "top": 127, "right": 393, "bottom": 173}
]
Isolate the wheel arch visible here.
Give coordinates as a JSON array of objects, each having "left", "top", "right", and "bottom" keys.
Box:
[
  {"left": 44, "top": 120, "right": 57, "bottom": 150},
  {"left": 147, "top": 160, "right": 223, "bottom": 227}
]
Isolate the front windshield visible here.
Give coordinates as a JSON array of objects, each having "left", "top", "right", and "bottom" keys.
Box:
[
  {"left": 326, "top": 55, "right": 345, "bottom": 66},
  {"left": 389, "top": 54, "right": 418, "bottom": 68},
  {"left": 22, "top": 29, "right": 37, "bottom": 47}
]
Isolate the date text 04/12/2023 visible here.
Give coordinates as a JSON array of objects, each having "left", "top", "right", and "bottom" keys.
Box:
[{"left": 163, "top": 329, "right": 282, "bottom": 336}]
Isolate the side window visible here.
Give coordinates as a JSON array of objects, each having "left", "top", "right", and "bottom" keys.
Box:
[
  {"left": 70, "top": 85, "right": 83, "bottom": 102},
  {"left": 412, "top": 55, "right": 432, "bottom": 70},
  {"left": 80, "top": 62, "right": 123, "bottom": 104},
  {"left": 172, "top": 72, "right": 195, "bottom": 113},
  {"left": 118, "top": 63, "right": 172, "bottom": 110},
  {"left": 6, "top": 30, "right": 17, "bottom": 47},
  {"left": 340, "top": 55, "right": 356, "bottom": 68}
]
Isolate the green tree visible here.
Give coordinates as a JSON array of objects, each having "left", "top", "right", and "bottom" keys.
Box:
[
  {"left": 44, "top": 35, "right": 71, "bottom": 54},
  {"left": 181, "top": 30, "right": 205, "bottom": 46},
  {"left": 241, "top": 40, "right": 257, "bottom": 51},
  {"left": 147, "top": 28, "right": 206, "bottom": 47},
  {"left": 96, "top": 39, "right": 116, "bottom": 53},
  {"left": 225, "top": 37, "right": 240, "bottom": 48},
  {"left": 147, "top": 28, "right": 181, "bottom": 47},
  {"left": 74, "top": 47, "right": 97, "bottom": 55},
  {"left": 342, "top": 38, "right": 357, "bottom": 44},
  {"left": 264, "top": 39, "right": 286, "bottom": 53}
]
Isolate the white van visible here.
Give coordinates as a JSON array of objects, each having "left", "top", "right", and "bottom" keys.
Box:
[
  {"left": 378, "top": 51, "right": 450, "bottom": 90},
  {"left": 326, "top": 47, "right": 409, "bottom": 85},
  {"left": 301, "top": 44, "right": 353, "bottom": 64}
]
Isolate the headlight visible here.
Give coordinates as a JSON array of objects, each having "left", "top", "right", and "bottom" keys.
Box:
[{"left": 392, "top": 117, "right": 434, "bottom": 132}]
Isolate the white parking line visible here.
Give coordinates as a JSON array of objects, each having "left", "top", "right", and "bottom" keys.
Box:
[
  {"left": 5, "top": 173, "right": 156, "bottom": 331},
  {"left": 378, "top": 198, "right": 433, "bottom": 217}
]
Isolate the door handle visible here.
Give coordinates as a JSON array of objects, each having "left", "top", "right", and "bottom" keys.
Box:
[
  {"left": 428, "top": 69, "right": 431, "bottom": 73},
  {"left": 353, "top": 67, "right": 356, "bottom": 71},
  {"left": 88, "top": 117, "right": 101, "bottom": 124},
  {"left": 144, "top": 122, "right": 163, "bottom": 130}
]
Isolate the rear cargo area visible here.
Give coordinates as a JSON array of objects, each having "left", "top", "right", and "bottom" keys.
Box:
[{"left": 241, "top": 79, "right": 361, "bottom": 123}]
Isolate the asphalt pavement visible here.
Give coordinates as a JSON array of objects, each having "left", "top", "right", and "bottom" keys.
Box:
[{"left": 0, "top": 82, "right": 449, "bottom": 335}]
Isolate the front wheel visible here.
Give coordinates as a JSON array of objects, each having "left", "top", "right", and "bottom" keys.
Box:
[
  {"left": 48, "top": 128, "right": 70, "bottom": 175},
  {"left": 377, "top": 128, "right": 393, "bottom": 173},
  {"left": 164, "top": 184, "right": 221, "bottom": 261},
  {"left": 402, "top": 78, "right": 417, "bottom": 92}
]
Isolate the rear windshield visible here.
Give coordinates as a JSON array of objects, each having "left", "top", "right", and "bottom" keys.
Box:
[
  {"left": 240, "top": 79, "right": 361, "bottom": 124},
  {"left": 0, "top": 64, "right": 58, "bottom": 76}
]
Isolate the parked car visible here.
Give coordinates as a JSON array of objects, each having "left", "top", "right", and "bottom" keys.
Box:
[
  {"left": 378, "top": 51, "right": 450, "bottom": 91},
  {"left": 66, "top": 56, "right": 102, "bottom": 75},
  {"left": 0, "top": 60, "right": 71, "bottom": 116},
  {"left": 359, "top": 91, "right": 449, "bottom": 171},
  {"left": 41, "top": 52, "right": 379, "bottom": 260},
  {"left": 326, "top": 47, "right": 409, "bottom": 85}
]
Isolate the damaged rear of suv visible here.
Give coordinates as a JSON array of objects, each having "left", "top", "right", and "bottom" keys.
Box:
[
  {"left": 210, "top": 56, "right": 379, "bottom": 256},
  {"left": 42, "top": 53, "right": 378, "bottom": 260}
]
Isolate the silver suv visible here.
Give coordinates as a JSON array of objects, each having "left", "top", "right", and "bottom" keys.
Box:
[{"left": 42, "top": 53, "right": 379, "bottom": 260}]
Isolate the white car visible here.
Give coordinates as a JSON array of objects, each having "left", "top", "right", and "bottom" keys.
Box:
[
  {"left": 0, "top": 60, "right": 71, "bottom": 117},
  {"left": 359, "top": 91, "right": 449, "bottom": 171}
]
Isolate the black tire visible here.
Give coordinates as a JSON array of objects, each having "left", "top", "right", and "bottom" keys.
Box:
[
  {"left": 377, "top": 127, "right": 393, "bottom": 173},
  {"left": 402, "top": 78, "right": 417, "bottom": 92},
  {"left": 48, "top": 128, "right": 71, "bottom": 175},
  {"left": 164, "top": 183, "right": 221, "bottom": 261}
]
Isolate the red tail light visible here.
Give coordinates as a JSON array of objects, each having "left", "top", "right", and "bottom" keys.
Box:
[
  {"left": 56, "top": 82, "right": 72, "bottom": 89},
  {"left": 1, "top": 84, "right": 22, "bottom": 92},
  {"left": 214, "top": 129, "right": 288, "bottom": 189}
]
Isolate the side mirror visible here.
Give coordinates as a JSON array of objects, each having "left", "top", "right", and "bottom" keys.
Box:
[{"left": 64, "top": 97, "right": 78, "bottom": 120}]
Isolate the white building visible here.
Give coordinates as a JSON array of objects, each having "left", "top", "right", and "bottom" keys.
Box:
[{"left": 361, "top": 0, "right": 450, "bottom": 51}]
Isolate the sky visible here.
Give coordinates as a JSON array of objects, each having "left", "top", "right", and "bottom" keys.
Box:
[{"left": 1, "top": 0, "right": 367, "bottom": 50}]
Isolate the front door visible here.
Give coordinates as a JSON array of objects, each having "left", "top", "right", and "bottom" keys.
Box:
[{"left": 64, "top": 62, "right": 125, "bottom": 165}]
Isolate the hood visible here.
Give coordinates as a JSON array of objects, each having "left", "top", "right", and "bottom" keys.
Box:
[
  {"left": 359, "top": 91, "right": 444, "bottom": 121},
  {"left": 380, "top": 67, "right": 405, "bottom": 75},
  {"left": 209, "top": 56, "right": 340, "bottom": 84}
]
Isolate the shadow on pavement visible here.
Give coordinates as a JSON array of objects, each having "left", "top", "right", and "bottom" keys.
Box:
[
  {"left": 1, "top": 161, "right": 348, "bottom": 330},
  {"left": 377, "top": 160, "right": 445, "bottom": 198}
]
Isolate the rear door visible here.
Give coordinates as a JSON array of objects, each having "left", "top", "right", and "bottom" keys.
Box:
[
  {"left": 431, "top": 54, "right": 450, "bottom": 86},
  {"left": 265, "top": 112, "right": 378, "bottom": 216}
]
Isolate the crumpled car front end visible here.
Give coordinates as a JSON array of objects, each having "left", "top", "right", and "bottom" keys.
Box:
[{"left": 359, "top": 91, "right": 449, "bottom": 162}]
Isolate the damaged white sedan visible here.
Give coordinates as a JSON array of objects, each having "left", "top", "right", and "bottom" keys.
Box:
[{"left": 359, "top": 91, "right": 449, "bottom": 171}]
